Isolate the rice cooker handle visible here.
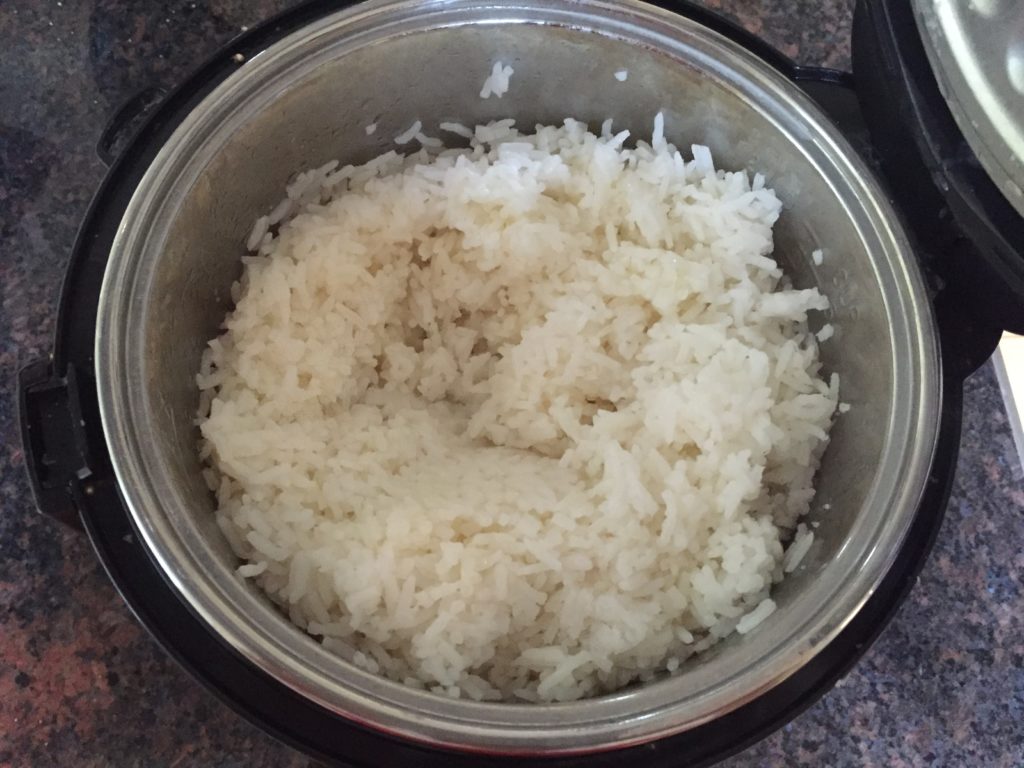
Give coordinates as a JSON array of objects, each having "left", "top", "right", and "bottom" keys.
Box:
[{"left": 17, "top": 360, "right": 109, "bottom": 529}]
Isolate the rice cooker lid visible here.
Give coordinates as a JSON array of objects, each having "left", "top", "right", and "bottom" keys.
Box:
[
  {"left": 913, "top": 0, "right": 1024, "bottom": 218},
  {"left": 852, "top": 0, "right": 1024, "bottom": 334}
]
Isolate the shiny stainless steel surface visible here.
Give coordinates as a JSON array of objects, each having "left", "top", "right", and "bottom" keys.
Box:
[
  {"left": 95, "top": 0, "right": 940, "bottom": 753},
  {"left": 913, "top": 0, "right": 1024, "bottom": 216}
]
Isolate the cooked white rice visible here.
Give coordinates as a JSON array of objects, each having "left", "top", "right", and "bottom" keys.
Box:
[
  {"left": 439, "top": 121, "right": 474, "bottom": 139},
  {"left": 394, "top": 120, "right": 422, "bottom": 145},
  {"left": 735, "top": 598, "right": 777, "bottom": 634},
  {"left": 198, "top": 116, "right": 838, "bottom": 703},
  {"left": 614, "top": 69, "right": 629, "bottom": 82},
  {"left": 479, "top": 61, "right": 514, "bottom": 99},
  {"left": 783, "top": 523, "right": 814, "bottom": 573},
  {"left": 414, "top": 130, "right": 443, "bottom": 149}
]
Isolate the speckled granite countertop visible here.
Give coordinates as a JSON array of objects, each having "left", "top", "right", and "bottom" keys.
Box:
[{"left": 1, "top": 1, "right": 1022, "bottom": 766}]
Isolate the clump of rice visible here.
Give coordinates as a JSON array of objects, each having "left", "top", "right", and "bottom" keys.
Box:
[
  {"left": 198, "top": 116, "right": 838, "bottom": 703},
  {"left": 479, "top": 61, "right": 514, "bottom": 99}
]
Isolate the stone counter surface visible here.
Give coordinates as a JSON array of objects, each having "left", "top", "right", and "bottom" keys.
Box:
[{"left": 1, "top": 1, "right": 1022, "bottom": 765}]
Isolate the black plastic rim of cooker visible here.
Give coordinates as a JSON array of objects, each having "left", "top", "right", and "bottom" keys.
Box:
[{"left": 14, "top": 1, "right": 1014, "bottom": 766}]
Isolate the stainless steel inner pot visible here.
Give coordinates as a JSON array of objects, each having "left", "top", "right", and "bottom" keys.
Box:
[{"left": 95, "top": 0, "right": 940, "bottom": 753}]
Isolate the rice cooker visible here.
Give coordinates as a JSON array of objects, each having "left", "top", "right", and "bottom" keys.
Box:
[{"left": 17, "top": 0, "right": 1024, "bottom": 765}]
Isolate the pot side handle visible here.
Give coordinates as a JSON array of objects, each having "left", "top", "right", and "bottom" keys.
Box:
[{"left": 18, "top": 360, "right": 107, "bottom": 529}]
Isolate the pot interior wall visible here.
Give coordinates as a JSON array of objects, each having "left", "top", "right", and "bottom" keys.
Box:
[{"left": 138, "top": 23, "right": 891, "bottom": 687}]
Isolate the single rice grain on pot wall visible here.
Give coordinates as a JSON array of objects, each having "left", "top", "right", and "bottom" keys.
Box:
[
  {"left": 197, "top": 115, "right": 838, "bottom": 703},
  {"left": 479, "top": 61, "right": 514, "bottom": 98}
]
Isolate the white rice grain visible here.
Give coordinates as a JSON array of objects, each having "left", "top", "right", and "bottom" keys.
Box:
[
  {"left": 439, "top": 121, "right": 474, "bottom": 139},
  {"left": 237, "top": 562, "right": 267, "bottom": 578},
  {"left": 783, "top": 524, "right": 814, "bottom": 573},
  {"left": 394, "top": 120, "right": 422, "bottom": 145},
  {"left": 652, "top": 111, "right": 666, "bottom": 150},
  {"left": 480, "top": 61, "right": 514, "bottom": 99},
  {"left": 246, "top": 215, "right": 268, "bottom": 252},
  {"left": 415, "top": 131, "right": 443, "bottom": 148},
  {"left": 736, "top": 599, "right": 777, "bottom": 634}
]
